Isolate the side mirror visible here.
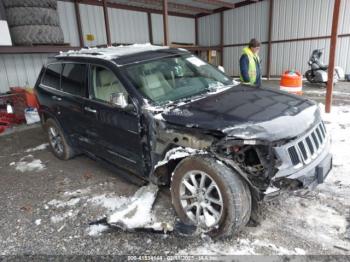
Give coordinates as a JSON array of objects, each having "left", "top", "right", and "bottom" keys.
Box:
[
  {"left": 218, "top": 65, "right": 225, "bottom": 73},
  {"left": 111, "top": 92, "right": 128, "bottom": 109}
]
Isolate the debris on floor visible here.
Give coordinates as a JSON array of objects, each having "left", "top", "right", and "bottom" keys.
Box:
[
  {"left": 89, "top": 183, "right": 174, "bottom": 234},
  {"left": 11, "top": 154, "right": 45, "bottom": 172}
]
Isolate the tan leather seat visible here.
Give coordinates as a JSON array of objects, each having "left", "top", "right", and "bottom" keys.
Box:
[
  {"left": 140, "top": 71, "right": 172, "bottom": 100},
  {"left": 94, "top": 69, "right": 125, "bottom": 102}
]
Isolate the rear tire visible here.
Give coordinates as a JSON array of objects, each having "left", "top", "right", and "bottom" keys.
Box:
[
  {"left": 171, "top": 156, "right": 251, "bottom": 238},
  {"left": 44, "top": 118, "right": 75, "bottom": 160},
  {"left": 305, "top": 70, "right": 316, "bottom": 83}
]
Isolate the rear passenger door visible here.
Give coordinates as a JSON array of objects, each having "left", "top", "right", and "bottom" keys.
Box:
[
  {"left": 38, "top": 63, "right": 63, "bottom": 118},
  {"left": 58, "top": 62, "right": 90, "bottom": 144},
  {"left": 83, "top": 64, "right": 144, "bottom": 176}
]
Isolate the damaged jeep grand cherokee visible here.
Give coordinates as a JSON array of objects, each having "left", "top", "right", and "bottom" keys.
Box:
[{"left": 35, "top": 44, "right": 332, "bottom": 238}]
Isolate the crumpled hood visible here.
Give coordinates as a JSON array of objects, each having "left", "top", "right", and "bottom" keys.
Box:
[{"left": 160, "top": 85, "right": 320, "bottom": 141}]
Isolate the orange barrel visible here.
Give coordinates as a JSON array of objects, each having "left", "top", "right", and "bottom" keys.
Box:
[{"left": 280, "top": 71, "right": 303, "bottom": 95}]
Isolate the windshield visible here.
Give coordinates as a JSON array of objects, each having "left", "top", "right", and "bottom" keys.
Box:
[{"left": 123, "top": 54, "right": 233, "bottom": 104}]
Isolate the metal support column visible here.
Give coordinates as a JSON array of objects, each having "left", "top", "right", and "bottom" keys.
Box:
[
  {"left": 162, "top": 0, "right": 169, "bottom": 46},
  {"left": 103, "top": 0, "right": 112, "bottom": 46},
  {"left": 220, "top": 11, "right": 224, "bottom": 66},
  {"left": 74, "top": 0, "right": 84, "bottom": 47},
  {"left": 325, "top": 0, "right": 341, "bottom": 113},
  {"left": 266, "top": 0, "right": 274, "bottom": 79},
  {"left": 148, "top": 13, "right": 153, "bottom": 44}
]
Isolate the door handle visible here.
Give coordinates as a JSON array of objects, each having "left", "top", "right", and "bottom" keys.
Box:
[
  {"left": 52, "top": 95, "right": 62, "bottom": 101},
  {"left": 84, "top": 106, "right": 97, "bottom": 114}
]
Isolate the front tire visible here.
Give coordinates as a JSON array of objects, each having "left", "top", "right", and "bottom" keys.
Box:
[
  {"left": 44, "top": 118, "right": 75, "bottom": 160},
  {"left": 171, "top": 156, "right": 251, "bottom": 238}
]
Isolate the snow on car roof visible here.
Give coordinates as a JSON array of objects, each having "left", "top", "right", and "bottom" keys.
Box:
[{"left": 56, "top": 43, "right": 170, "bottom": 60}]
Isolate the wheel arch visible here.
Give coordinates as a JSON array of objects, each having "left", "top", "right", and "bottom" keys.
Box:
[{"left": 40, "top": 110, "right": 75, "bottom": 147}]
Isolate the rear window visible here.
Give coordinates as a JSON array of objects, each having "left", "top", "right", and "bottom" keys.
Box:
[
  {"left": 61, "top": 63, "right": 87, "bottom": 97},
  {"left": 41, "top": 63, "right": 62, "bottom": 89}
]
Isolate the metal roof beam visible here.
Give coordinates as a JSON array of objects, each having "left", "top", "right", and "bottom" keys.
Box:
[
  {"left": 128, "top": 0, "right": 212, "bottom": 14},
  {"left": 193, "top": 0, "right": 235, "bottom": 9},
  {"left": 196, "top": 0, "right": 266, "bottom": 18},
  {"left": 77, "top": 0, "right": 196, "bottom": 18}
]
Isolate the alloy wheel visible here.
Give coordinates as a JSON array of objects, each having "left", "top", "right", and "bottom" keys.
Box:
[
  {"left": 179, "top": 170, "right": 223, "bottom": 228},
  {"left": 48, "top": 126, "right": 64, "bottom": 155}
]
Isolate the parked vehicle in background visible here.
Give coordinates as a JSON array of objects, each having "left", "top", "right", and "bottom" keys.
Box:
[
  {"left": 305, "top": 48, "right": 344, "bottom": 84},
  {"left": 34, "top": 44, "right": 332, "bottom": 238}
]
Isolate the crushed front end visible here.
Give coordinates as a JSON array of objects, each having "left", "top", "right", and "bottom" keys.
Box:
[
  {"left": 213, "top": 106, "right": 332, "bottom": 200},
  {"left": 272, "top": 120, "right": 332, "bottom": 192}
]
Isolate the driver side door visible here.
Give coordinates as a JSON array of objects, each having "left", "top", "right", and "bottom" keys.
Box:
[{"left": 83, "top": 64, "right": 144, "bottom": 176}]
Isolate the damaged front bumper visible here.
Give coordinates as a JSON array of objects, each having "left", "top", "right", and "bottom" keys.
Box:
[{"left": 268, "top": 121, "right": 332, "bottom": 195}]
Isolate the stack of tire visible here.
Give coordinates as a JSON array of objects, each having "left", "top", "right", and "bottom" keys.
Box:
[{"left": 3, "top": 0, "right": 64, "bottom": 45}]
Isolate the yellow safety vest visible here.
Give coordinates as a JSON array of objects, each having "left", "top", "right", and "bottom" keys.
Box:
[{"left": 240, "top": 47, "right": 260, "bottom": 85}]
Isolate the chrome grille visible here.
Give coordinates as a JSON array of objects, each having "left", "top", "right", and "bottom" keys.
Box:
[{"left": 287, "top": 122, "right": 327, "bottom": 167}]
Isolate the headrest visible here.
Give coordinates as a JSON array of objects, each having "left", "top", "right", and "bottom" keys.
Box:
[{"left": 98, "top": 69, "right": 116, "bottom": 87}]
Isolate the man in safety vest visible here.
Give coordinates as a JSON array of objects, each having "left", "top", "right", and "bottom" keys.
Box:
[{"left": 239, "top": 38, "right": 261, "bottom": 86}]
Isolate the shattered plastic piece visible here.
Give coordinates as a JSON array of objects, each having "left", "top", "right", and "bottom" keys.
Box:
[
  {"left": 144, "top": 222, "right": 174, "bottom": 233},
  {"left": 264, "top": 186, "right": 280, "bottom": 195},
  {"left": 89, "top": 184, "right": 175, "bottom": 235},
  {"left": 107, "top": 184, "right": 159, "bottom": 229}
]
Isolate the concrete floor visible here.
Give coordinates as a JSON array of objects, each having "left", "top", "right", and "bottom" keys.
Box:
[{"left": 0, "top": 80, "right": 349, "bottom": 256}]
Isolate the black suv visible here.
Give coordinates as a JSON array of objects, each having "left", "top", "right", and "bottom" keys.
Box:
[{"left": 35, "top": 45, "right": 332, "bottom": 238}]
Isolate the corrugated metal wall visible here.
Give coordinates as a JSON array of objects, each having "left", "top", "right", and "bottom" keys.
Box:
[
  {"left": 57, "top": 1, "right": 80, "bottom": 46},
  {"left": 269, "top": 0, "right": 334, "bottom": 76},
  {"left": 337, "top": 0, "right": 350, "bottom": 74},
  {"left": 198, "top": 13, "right": 220, "bottom": 46},
  {"left": 339, "top": 0, "right": 350, "bottom": 34},
  {"left": 272, "top": 0, "right": 334, "bottom": 41},
  {"left": 108, "top": 8, "right": 149, "bottom": 44},
  {"left": 79, "top": 4, "right": 107, "bottom": 46},
  {"left": 224, "top": 1, "right": 269, "bottom": 45},
  {"left": 336, "top": 37, "right": 350, "bottom": 73},
  {"left": 151, "top": 14, "right": 195, "bottom": 45},
  {"left": 0, "top": 54, "right": 53, "bottom": 93}
]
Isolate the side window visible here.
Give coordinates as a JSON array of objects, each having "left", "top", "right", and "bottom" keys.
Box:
[
  {"left": 91, "top": 65, "right": 128, "bottom": 104},
  {"left": 61, "top": 63, "right": 87, "bottom": 97},
  {"left": 41, "top": 63, "right": 62, "bottom": 89}
]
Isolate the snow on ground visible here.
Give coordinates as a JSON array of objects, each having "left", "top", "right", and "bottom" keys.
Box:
[
  {"left": 87, "top": 224, "right": 109, "bottom": 237},
  {"left": 88, "top": 194, "right": 129, "bottom": 211},
  {"left": 179, "top": 238, "right": 308, "bottom": 255},
  {"left": 25, "top": 143, "right": 49, "bottom": 153},
  {"left": 320, "top": 104, "right": 350, "bottom": 186},
  {"left": 11, "top": 155, "right": 45, "bottom": 172}
]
